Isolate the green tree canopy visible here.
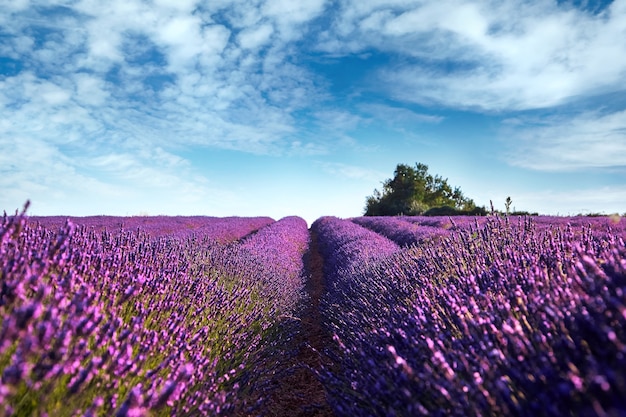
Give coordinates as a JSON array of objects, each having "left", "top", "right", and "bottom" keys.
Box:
[{"left": 364, "top": 163, "right": 484, "bottom": 216}]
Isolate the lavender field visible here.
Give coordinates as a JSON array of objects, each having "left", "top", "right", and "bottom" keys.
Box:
[{"left": 2, "top": 205, "right": 626, "bottom": 416}]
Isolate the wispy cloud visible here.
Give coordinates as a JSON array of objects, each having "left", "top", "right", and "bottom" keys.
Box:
[
  {"left": 0, "top": 0, "right": 335, "bottom": 214},
  {"left": 313, "top": 109, "right": 363, "bottom": 131},
  {"left": 317, "top": 0, "right": 626, "bottom": 111},
  {"left": 238, "top": 24, "right": 274, "bottom": 50},
  {"left": 0, "top": 0, "right": 330, "bottom": 155},
  {"left": 503, "top": 109, "right": 626, "bottom": 171},
  {"left": 514, "top": 185, "right": 626, "bottom": 215},
  {"left": 0, "top": 130, "right": 236, "bottom": 216},
  {"left": 316, "top": 161, "right": 387, "bottom": 182}
]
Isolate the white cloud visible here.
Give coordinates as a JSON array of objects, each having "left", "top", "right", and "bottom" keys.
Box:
[
  {"left": 238, "top": 24, "right": 274, "bottom": 49},
  {"left": 153, "top": 0, "right": 199, "bottom": 13},
  {"left": 88, "top": 33, "right": 123, "bottom": 62},
  {"left": 263, "top": 0, "right": 328, "bottom": 26},
  {"left": 159, "top": 15, "right": 201, "bottom": 46},
  {"left": 88, "top": 152, "right": 196, "bottom": 189},
  {"left": 39, "top": 82, "right": 72, "bottom": 106},
  {"left": 377, "top": 2, "right": 487, "bottom": 38},
  {"left": 288, "top": 140, "right": 328, "bottom": 156},
  {"left": 73, "top": 73, "right": 110, "bottom": 106},
  {"left": 0, "top": 134, "right": 120, "bottom": 210},
  {"left": 155, "top": 15, "right": 230, "bottom": 68},
  {"left": 513, "top": 186, "right": 626, "bottom": 216},
  {"left": 313, "top": 109, "right": 362, "bottom": 131},
  {"left": 0, "top": 0, "right": 31, "bottom": 12},
  {"left": 0, "top": 0, "right": 329, "bottom": 159},
  {"left": 0, "top": 72, "right": 107, "bottom": 145},
  {"left": 319, "top": 0, "right": 626, "bottom": 111},
  {"left": 504, "top": 109, "right": 626, "bottom": 171},
  {"left": 212, "top": 0, "right": 264, "bottom": 29},
  {"left": 0, "top": 131, "right": 235, "bottom": 217}
]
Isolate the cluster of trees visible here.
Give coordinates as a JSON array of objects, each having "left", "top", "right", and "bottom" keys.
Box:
[
  {"left": 364, "top": 162, "right": 618, "bottom": 217},
  {"left": 364, "top": 163, "right": 487, "bottom": 216}
]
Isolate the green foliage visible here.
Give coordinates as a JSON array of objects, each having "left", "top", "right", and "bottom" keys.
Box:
[
  {"left": 423, "top": 205, "right": 488, "bottom": 216},
  {"left": 364, "top": 163, "right": 482, "bottom": 216},
  {"left": 510, "top": 210, "right": 539, "bottom": 216}
]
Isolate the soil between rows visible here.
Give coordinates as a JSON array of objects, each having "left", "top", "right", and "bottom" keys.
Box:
[{"left": 246, "top": 230, "right": 335, "bottom": 416}]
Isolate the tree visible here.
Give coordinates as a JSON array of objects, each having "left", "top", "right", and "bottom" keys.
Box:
[{"left": 364, "top": 163, "right": 483, "bottom": 216}]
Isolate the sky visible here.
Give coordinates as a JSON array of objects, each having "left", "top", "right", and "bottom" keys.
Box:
[{"left": 1, "top": 0, "right": 625, "bottom": 225}]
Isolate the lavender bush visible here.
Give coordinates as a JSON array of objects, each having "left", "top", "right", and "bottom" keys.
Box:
[
  {"left": 311, "top": 216, "right": 399, "bottom": 281},
  {"left": 351, "top": 216, "right": 451, "bottom": 247},
  {"left": 238, "top": 216, "right": 310, "bottom": 315},
  {"left": 0, "top": 206, "right": 309, "bottom": 416},
  {"left": 530, "top": 215, "right": 626, "bottom": 240},
  {"left": 232, "top": 216, "right": 314, "bottom": 413},
  {"left": 318, "top": 215, "right": 626, "bottom": 416},
  {"left": 394, "top": 215, "right": 468, "bottom": 229},
  {"left": 311, "top": 216, "right": 400, "bottom": 338},
  {"left": 311, "top": 217, "right": 403, "bottom": 409}
]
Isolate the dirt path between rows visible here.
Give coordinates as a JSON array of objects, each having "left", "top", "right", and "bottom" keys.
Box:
[{"left": 251, "top": 230, "right": 335, "bottom": 416}]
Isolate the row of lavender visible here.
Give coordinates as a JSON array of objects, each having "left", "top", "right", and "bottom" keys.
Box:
[
  {"left": 31, "top": 215, "right": 274, "bottom": 243},
  {"left": 0, "top": 206, "right": 309, "bottom": 416},
  {"left": 350, "top": 216, "right": 454, "bottom": 247},
  {"left": 352, "top": 215, "right": 626, "bottom": 247},
  {"left": 313, "top": 215, "right": 626, "bottom": 416}
]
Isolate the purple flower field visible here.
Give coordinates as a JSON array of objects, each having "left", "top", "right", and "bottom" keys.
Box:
[
  {"left": 315, "top": 215, "right": 626, "bottom": 416},
  {"left": 2, "top": 204, "right": 626, "bottom": 416},
  {"left": 1, "top": 206, "right": 308, "bottom": 415},
  {"left": 30, "top": 215, "right": 274, "bottom": 243},
  {"left": 351, "top": 216, "right": 452, "bottom": 247}
]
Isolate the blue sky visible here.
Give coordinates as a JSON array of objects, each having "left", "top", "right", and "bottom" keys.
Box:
[{"left": 1, "top": 0, "right": 625, "bottom": 225}]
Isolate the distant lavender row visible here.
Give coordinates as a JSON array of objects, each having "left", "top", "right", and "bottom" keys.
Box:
[
  {"left": 318, "top": 216, "right": 626, "bottom": 416},
  {"left": 311, "top": 216, "right": 399, "bottom": 283},
  {"left": 310, "top": 216, "right": 402, "bottom": 411},
  {"left": 239, "top": 216, "right": 309, "bottom": 315},
  {"left": 232, "top": 216, "right": 311, "bottom": 412},
  {"left": 29, "top": 215, "right": 275, "bottom": 243},
  {"left": 1, "top": 208, "right": 309, "bottom": 416},
  {"left": 310, "top": 216, "right": 399, "bottom": 328},
  {"left": 530, "top": 215, "right": 626, "bottom": 240},
  {"left": 394, "top": 215, "right": 477, "bottom": 229},
  {"left": 351, "top": 216, "right": 451, "bottom": 247},
  {"left": 399, "top": 214, "right": 626, "bottom": 238}
]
